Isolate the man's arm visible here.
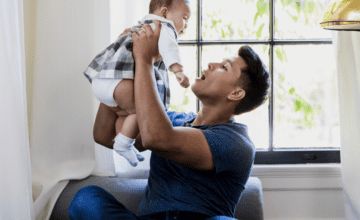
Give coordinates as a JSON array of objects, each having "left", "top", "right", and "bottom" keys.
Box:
[
  {"left": 134, "top": 133, "right": 146, "bottom": 152},
  {"left": 132, "top": 21, "right": 214, "bottom": 171}
]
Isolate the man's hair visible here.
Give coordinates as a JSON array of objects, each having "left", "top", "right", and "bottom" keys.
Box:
[
  {"left": 149, "top": 0, "right": 189, "bottom": 13},
  {"left": 234, "top": 46, "right": 271, "bottom": 115}
]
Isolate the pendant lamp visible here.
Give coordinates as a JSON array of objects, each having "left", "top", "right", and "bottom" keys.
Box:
[{"left": 320, "top": 0, "right": 360, "bottom": 31}]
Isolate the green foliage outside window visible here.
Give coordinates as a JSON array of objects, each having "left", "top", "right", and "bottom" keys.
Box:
[{"left": 172, "top": 0, "right": 335, "bottom": 133}]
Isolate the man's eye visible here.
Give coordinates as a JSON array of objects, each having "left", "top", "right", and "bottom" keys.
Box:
[{"left": 223, "top": 65, "right": 227, "bottom": 70}]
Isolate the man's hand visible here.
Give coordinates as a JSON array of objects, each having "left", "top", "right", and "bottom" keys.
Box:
[{"left": 132, "top": 20, "right": 162, "bottom": 65}]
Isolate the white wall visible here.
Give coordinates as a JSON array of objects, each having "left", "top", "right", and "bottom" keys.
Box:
[
  {"left": 27, "top": 0, "right": 102, "bottom": 177},
  {"left": 109, "top": 0, "right": 151, "bottom": 42},
  {"left": 253, "top": 165, "right": 345, "bottom": 220},
  {"left": 24, "top": 0, "right": 36, "bottom": 137}
]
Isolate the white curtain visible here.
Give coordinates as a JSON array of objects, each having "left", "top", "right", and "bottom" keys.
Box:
[
  {"left": 1, "top": 0, "right": 152, "bottom": 219},
  {"left": 27, "top": 0, "right": 153, "bottom": 218},
  {"left": 332, "top": 31, "right": 360, "bottom": 219},
  {"left": 29, "top": 1, "right": 117, "bottom": 219},
  {"left": 0, "top": 0, "right": 34, "bottom": 219}
]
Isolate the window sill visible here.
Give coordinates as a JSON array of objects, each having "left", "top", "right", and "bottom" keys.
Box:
[{"left": 251, "top": 164, "right": 343, "bottom": 191}]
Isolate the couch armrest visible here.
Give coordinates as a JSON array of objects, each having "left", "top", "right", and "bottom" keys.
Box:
[{"left": 235, "top": 177, "right": 264, "bottom": 220}]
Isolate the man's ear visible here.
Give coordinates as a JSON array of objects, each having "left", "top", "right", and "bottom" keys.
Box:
[
  {"left": 228, "top": 87, "right": 245, "bottom": 101},
  {"left": 159, "top": 7, "right": 169, "bottom": 18}
]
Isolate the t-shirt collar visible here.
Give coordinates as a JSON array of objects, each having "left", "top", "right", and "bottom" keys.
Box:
[{"left": 185, "top": 117, "right": 235, "bottom": 127}]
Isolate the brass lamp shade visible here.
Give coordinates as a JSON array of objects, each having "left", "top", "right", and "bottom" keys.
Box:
[{"left": 320, "top": 0, "right": 360, "bottom": 31}]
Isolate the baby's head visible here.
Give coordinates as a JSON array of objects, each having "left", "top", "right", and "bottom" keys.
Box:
[{"left": 149, "top": 0, "right": 191, "bottom": 36}]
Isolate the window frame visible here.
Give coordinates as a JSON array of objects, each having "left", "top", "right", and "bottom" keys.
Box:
[{"left": 178, "top": 0, "right": 340, "bottom": 164}]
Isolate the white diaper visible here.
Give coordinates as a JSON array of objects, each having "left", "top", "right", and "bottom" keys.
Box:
[{"left": 92, "top": 74, "right": 122, "bottom": 107}]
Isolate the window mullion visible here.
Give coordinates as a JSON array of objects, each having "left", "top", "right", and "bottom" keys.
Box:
[
  {"left": 269, "top": 0, "right": 275, "bottom": 151},
  {"left": 196, "top": 0, "right": 202, "bottom": 113}
]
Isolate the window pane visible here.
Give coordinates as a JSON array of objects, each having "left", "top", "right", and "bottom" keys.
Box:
[
  {"left": 169, "top": 46, "right": 197, "bottom": 113},
  {"left": 202, "top": 0, "right": 270, "bottom": 40},
  {"left": 274, "top": 45, "right": 340, "bottom": 149},
  {"left": 179, "top": 0, "right": 197, "bottom": 41},
  {"left": 202, "top": 45, "right": 270, "bottom": 150},
  {"left": 275, "top": 0, "right": 333, "bottom": 39},
  {"left": 235, "top": 100, "right": 270, "bottom": 150}
]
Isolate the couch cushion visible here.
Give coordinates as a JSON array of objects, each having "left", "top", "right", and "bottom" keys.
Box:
[
  {"left": 235, "top": 176, "right": 264, "bottom": 220},
  {"left": 50, "top": 176, "right": 263, "bottom": 220}
]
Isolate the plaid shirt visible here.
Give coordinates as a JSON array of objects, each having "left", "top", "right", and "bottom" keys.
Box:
[
  {"left": 84, "top": 19, "right": 176, "bottom": 111},
  {"left": 153, "top": 59, "right": 170, "bottom": 111}
]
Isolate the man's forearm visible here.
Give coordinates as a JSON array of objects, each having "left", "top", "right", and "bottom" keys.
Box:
[
  {"left": 134, "top": 133, "right": 146, "bottom": 152},
  {"left": 134, "top": 60, "right": 174, "bottom": 150}
]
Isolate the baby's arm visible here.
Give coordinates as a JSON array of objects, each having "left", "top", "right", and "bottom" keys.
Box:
[
  {"left": 170, "top": 63, "right": 190, "bottom": 88},
  {"left": 157, "top": 23, "right": 189, "bottom": 88}
]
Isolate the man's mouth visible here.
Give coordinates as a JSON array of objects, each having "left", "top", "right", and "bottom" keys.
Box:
[{"left": 200, "top": 71, "right": 206, "bottom": 80}]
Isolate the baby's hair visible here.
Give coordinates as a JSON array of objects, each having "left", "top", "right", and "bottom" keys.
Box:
[{"left": 149, "top": 0, "right": 189, "bottom": 13}]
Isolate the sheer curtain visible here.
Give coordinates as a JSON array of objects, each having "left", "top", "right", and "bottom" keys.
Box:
[
  {"left": 27, "top": 0, "right": 153, "bottom": 218},
  {"left": 0, "top": 0, "right": 34, "bottom": 219},
  {"left": 332, "top": 31, "right": 360, "bottom": 219},
  {"left": 29, "top": 1, "right": 115, "bottom": 219},
  {"left": 1, "top": 0, "right": 152, "bottom": 219}
]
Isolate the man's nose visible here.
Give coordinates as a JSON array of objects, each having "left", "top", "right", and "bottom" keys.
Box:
[
  {"left": 208, "top": 63, "right": 214, "bottom": 70},
  {"left": 208, "top": 63, "right": 219, "bottom": 70}
]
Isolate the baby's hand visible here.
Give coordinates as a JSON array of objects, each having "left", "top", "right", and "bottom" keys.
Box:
[{"left": 175, "top": 72, "right": 190, "bottom": 88}]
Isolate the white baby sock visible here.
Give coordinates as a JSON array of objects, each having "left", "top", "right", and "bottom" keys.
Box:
[{"left": 113, "top": 133, "right": 138, "bottom": 167}]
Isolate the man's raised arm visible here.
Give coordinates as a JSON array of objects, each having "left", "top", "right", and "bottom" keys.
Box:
[{"left": 131, "top": 21, "right": 214, "bottom": 170}]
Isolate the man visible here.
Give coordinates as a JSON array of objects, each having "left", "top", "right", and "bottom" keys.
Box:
[{"left": 69, "top": 20, "right": 270, "bottom": 220}]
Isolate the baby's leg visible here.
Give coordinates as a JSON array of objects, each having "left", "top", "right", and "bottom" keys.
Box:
[
  {"left": 116, "top": 114, "right": 139, "bottom": 139},
  {"left": 115, "top": 115, "right": 144, "bottom": 163},
  {"left": 112, "top": 79, "right": 143, "bottom": 166},
  {"left": 93, "top": 103, "right": 117, "bottom": 148},
  {"left": 113, "top": 79, "right": 139, "bottom": 139}
]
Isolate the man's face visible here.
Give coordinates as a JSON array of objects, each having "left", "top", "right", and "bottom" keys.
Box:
[
  {"left": 165, "top": 1, "right": 191, "bottom": 36},
  {"left": 191, "top": 56, "right": 246, "bottom": 102}
]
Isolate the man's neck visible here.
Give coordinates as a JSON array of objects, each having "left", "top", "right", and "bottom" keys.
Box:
[{"left": 192, "top": 105, "right": 234, "bottom": 126}]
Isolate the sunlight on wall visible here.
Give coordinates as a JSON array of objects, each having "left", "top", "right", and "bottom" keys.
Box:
[{"left": 109, "top": 0, "right": 151, "bottom": 42}]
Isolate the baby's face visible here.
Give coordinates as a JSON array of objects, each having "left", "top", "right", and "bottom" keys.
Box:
[{"left": 166, "top": 1, "right": 191, "bottom": 36}]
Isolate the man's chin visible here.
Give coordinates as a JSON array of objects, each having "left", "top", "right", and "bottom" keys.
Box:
[{"left": 191, "top": 83, "right": 201, "bottom": 99}]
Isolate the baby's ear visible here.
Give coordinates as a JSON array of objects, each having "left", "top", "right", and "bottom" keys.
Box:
[{"left": 159, "top": 7, "right": 169, "bottom": 18}]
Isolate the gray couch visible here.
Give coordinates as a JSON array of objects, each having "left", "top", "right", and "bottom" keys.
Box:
[{"left": 50, "top": 176, "right": 264, "bottom": 220}]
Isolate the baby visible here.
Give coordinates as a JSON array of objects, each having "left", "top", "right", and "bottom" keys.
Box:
[{"left": 84, "top": 0, "right": 191, "bottom": 166}]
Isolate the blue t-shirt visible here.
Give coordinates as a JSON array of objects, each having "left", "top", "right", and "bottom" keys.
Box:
[{"left": 137, "top": 111, "right": 255, "bottom": 217}]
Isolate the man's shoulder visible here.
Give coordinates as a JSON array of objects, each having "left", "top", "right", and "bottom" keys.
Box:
[
  {"left": 203, "top": 121, "right": 248, "bottom": 137},
  {"left": 203, "top": 122, "right": 254, "bottom": 154},
  {"left": 202, "top": 121, "right": 255, "bottom": 175}
]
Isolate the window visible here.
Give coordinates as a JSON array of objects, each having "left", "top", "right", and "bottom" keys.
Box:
[{"left": 172, "top": 0, "right": 340, "bottom": 164}]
